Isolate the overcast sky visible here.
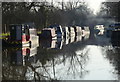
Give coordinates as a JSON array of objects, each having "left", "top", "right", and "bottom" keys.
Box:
[
  {"left": 1, "top": 0, "right": 120, "bottom": 2},
  {"left": 1, "top": 0, "right": 120, "bottom": 14},
  {"left": 105, "top": 0, "right": 120, "bottom": 2}
]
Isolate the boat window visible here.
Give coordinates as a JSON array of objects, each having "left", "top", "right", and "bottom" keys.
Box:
[
  {"left": 25, "top": 28, "right": 29, "bottom": 35},
  {"left": 22, "top": 28, "right": 25, "bottom": 34},
  {"left": 29, "top": 29, "right": 37, "bottom": 35},
  {"left": 42, "top": 30, "right": 51, "bottom": 35}
]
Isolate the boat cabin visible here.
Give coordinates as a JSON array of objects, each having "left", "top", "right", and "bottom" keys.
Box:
[
  {"left": 49, "top": 25, "right": 63, "bottom": 38},
  {"left": 73, "top": 26, "right": 82, "bottom": 36},
  {"left": 68, "top": 26, "right": 75, "bottom": 37},
  {"left": 41, "top": 28, "right": 57, "bottom": 39},
  {"left": 10, "top": 24, "right": 30, "bottom": 42},
  {"left": 9, "top": 24, "right": 37, "bottom": 46},
  {"left": 62, "top": 26, "right": 69, "bottom": 38}
]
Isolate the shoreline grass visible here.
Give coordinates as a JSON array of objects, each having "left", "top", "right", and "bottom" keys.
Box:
[{"left": 0, "top": 33, "right": 10, "bottom": 36}]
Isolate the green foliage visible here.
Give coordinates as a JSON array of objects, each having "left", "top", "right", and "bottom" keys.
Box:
[
  {"left": 37, "top": 31, "right": 41, "bottom": 34},
  {"left": 0, "top": 32, "right": 10, "bottom": 36},
  {"left": 0, "top": 32, "right": 10, "bottom": 40}
]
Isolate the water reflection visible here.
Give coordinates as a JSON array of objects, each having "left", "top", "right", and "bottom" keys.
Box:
[
  {"left": 2, "top": 43, "right": 39, "bottom": 80},
  {"left": 82, "top": 45, "right": 116, "bottom": 80},
  {"left": 105, "top": 29, "right": 120, "bottom": 80},
  {"left": 25, "top": 43, "right": 90, "bottom": 80},
  {"left": 2, "top": 34, "right": 90, "bottom": 80},
  {"left": 105, "top": 47, "right": 120, "bottom": 80},
  {"left": 2, "top": 32, "right": 120, "bottom": 80},
  {"left": 32, "top": 48, "right": 89, "bottom": 80},
  {"left": 39, "top": 34, "right": 89, "bottom": 50},
  {"left": 40, "top": 38, "right": 64, "bottom": 50}
]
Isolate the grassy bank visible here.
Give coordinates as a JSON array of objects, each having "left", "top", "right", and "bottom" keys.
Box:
[
  {"left": 37, "top": 31, "right": 41, "bottom": 34},
  {"left": 0, "top": 33, "right": 10, "bottom": 36},
  {"left": 0, "top": 33, "right": 10, "bottom": 39}
]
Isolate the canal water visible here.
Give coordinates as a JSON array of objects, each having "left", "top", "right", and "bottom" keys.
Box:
[{"left": 2, "top": 32, "right": 120, "bottom": 80}]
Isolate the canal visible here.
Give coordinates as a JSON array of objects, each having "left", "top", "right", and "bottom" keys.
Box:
[{"left": 2, "top": 32, "right": 120, "bottom": 80}]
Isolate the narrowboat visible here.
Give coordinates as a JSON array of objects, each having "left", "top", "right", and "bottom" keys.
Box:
[
  {"left": 82, "top": 33, "right": 90, "bottom": 41},
  {"left": 29, "top": 28, "right": 39, "bottom": 48},
  {"left": 40, "top": 39, "right": 57, "bottom": 49},
  {"left": 62, "top": 26, "right": 70, "bottom": 39},
  {"left": 73, "top": 26, "right": 82, "bottom": 36},
  {"left": 63, "top": 37, "right": 69, "bottom": 45},
  {"left": 75, "top": 35, "right": 82, "bottom": 42},
  {"left": 9, "top": 24, "right": 30, "bottom": 46},
  {"left": 106, "top": 23, "right": 120, "bottom": 37},
  {"left": 94, "top": 25, "right": 105, "bottom": 35},
  {"left": 82, "top": 26, "right": 90, "bottom": 36},
  {"left": 56, "top": 38, "right": 64, "bottom": 49},
  {"left": 69, "top": 35, "right": 76, "bottom": 43},
  {"left": 40, "top": 28, "right": 57, "bottom": 40},
  {"left": 68, "top": 26, "right": 75, "bottom": 37},
  {"left": 10, "top": 46, "right": 38, "bottom": 66},
  {"left": 40, "top": 37, "right": 64, "bottom": 49},
  {"left": 7, "top": 24, "right": 38, "bottom": 47},
  {"left": 49, "top": 25, "right": 64, "bottom": 38}
]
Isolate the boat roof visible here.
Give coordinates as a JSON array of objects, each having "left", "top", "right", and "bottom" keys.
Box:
[
  {"left": 9, "top": 24, "right": 35, "bottom": 28},
  {"left": 48, "top": 24, "right": 61, "bottom": 28},
  {"left": 109, "top": 23, "right": 120, "bottom": 27},
  {"left": 42, "top": 28, "right": 54, "bottom": 30}
]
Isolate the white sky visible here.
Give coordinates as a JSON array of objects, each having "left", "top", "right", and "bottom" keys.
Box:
[
  {"left": 85, "top": 0, "right": 106, "bottom": 14},
  {"left": 44, "top": 0, "right": 120, "bottom": 14},
  {"left": 52, "top": 0, "right": 106, "bottom": 14},
  {"left": 2, "top": 0, "right": 120, "bottom": 14},
  {"left": 2, "top": 0, "right": 120, "bottom": 2}
]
